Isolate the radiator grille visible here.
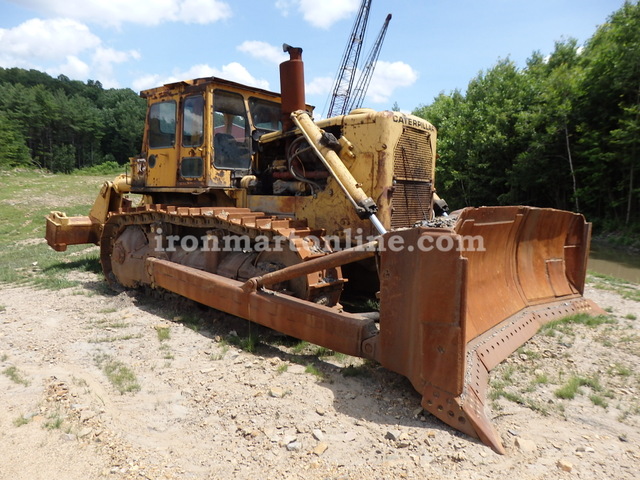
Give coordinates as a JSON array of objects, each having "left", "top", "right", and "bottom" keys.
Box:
[
  {"left": 394, "top": 128, "right": 433, "bottom": 181},
  {"left": 391, "top": 128, "right": 434, "bottom": 229},
  {"left": 390, "top": 182, "right": 432, "bottom": 229}
]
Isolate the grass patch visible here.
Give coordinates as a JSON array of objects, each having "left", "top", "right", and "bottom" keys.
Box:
[
  {"left": 209, "top": 342, "right": 229, "bottom": 361},
  {"left": 155, "top": 326, "right": 171, "bottom": 342},
  {"left": 588, "top": 272, "right": 640, "bottom": 302},
  {"left": 13, "top": 415, "right": 31, "bottom": 426},
  {"left": 365, "top": 299, "right": 380, "bottom": 311},
  {"left": 619, "top": 333, "right": 638, "bottom": 344},
  {"left": 0, "top": 169, "right": 118, "bottom": 290},
  {"left": 554, "top": 375, "right": 603, "bottom": 400},
  {"left": 44, "top": 411, "right": 64, "bottom": 430},
  {"left": 277, "top": 364, "right": 289, "bottom": 374},
  {"left": 608, "top": 363, "right": 633, "bottom": 377},
  {"left": 533, "top": 372, "right": 549, "bottom": 385},
  {"left": 159, "top": 343, "right": 174, "bottom": 360},
  {"left": 89, "top": 333, "right": 142, "bottom": 343},
  {"left": 291, "top": 340, "right": 309, "bottom": 354},
  {"left": 540, "top": 313, "right": 615, "bottom": 337},
  {"left": 504, "top": 364, "right": 518, "bottom": 381},
  {"left": 516, "top": 347, "right": 541, "bottom": 360},
  {"left": 91, "top": 321, "right": 130, "bottom": 329},
  {"left": 227, "top": 333, "right": 259, "bottom": 353},
  {"left": 313, "top": 346, "right": 334, "bottom": 357},
  {"left": 489, "top": 386, "right": 550, "bottom": 416},
  {"left": 332, "top": 351, "right": 349, "bottom": 363},
  {"left": 98, "top": 307, "right": 117, "bottom": 314},
  {"left": 174, "top": 313, "right": 202, "bottom": 331},
  {"left": 106, "top": 322, "right": 129, "bottom": 329},
  {"left": 305, "top": 363, "right": 325, "bottom": 380},
  {"left": 73, "top": 161, "right": 124, "bottom": 176},
  {"left": 589, "top": 394, "right": 609, "bottom": 408},
  {"left": 94, "top": 353, "right": 140, "bottom": 394},
  {"left": 2, "top": 366, "right": 30, "bottom": 386}
]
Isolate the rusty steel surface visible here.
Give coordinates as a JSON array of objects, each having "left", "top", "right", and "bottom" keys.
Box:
[
  {"left": 98, "top": 204, "right": 345, "bottom": 301},
  {"left": 104, "top": 204, "right": 603, "bottom": 454},
  {"left": 146, "top": 257, "right": 379, "bottom": 359},
  {"left": 242, "top": 240, "right": 378, "bottom": 292},
  {"left": 454, "top": 206, "right": 592, "bottom": 342},
  {"left": 376, "top": 206, "right": 604, "bottom": 453},
  {"left": 279, "top": 45, "right": 306, "bottom": 131},
  {"left": 47, "top": 189, "right": 604, "bottom": 454},
  {"left": 459, "top": 296, "right": 603, "bottom": 453},
  {"left": 45, "top": 212, "right": 100, "bottom": 252},
  {"left": 42, "top": 42, "right": 608, "bottom": 456}
]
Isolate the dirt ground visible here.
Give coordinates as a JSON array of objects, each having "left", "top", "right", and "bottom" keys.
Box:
[{"left": 0, "top": 270, "right": 638, "bottom": 480}]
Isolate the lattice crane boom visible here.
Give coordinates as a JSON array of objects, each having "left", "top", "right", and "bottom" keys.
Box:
[
  {"left": 347, "top": 13, "right": 392, "bottom": 112},
  {"left": 325, "top": 0, "right": 372, "bottom": 118}
]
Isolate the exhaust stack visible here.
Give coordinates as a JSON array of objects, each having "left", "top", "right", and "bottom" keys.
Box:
[{"left": 280, "top": 44, "right": 306, "bottom": 131}]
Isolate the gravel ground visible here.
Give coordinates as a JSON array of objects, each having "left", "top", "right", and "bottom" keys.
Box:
[{"left": 0, "top": 275, "right": 638, "bottom": 480}]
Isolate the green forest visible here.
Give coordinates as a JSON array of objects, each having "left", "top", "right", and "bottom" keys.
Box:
[
  {"left": 0, "top": 70, "right": 146, "bottom": 173},
  {"left": 413, "top": 1, "right": 640, "bottom": 232},
  {"left": 0, "top": 2, "right": 638, "bottom": 234}
]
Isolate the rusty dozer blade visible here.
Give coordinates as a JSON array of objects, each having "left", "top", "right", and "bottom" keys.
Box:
[
  {"left": 140, "top": 205, "right": 603, "bottom": 454},
  {"left": 376, "top": 206, "right": 605, "bottom": 453}
]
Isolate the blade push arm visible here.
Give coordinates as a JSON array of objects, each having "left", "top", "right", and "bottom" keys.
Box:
[{"left": 290, "top": 110, "right": 387, "bottom": 235}]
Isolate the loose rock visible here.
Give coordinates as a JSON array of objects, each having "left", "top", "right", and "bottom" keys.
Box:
[
  {"left": 515, "top": 438, "right": 537, "bottom": 453},
  {"left": 269, "top": 386, "right": 285, "bottom": 398},
  {"left": 312, "top": 442, "right": 329, "bottom": 456},
  {"left": 557, "top": 459, "right": 574, "bottom": 472}
]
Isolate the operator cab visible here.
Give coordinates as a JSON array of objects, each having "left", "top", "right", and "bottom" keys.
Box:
[{"left": 131, "top": 77, "right": 302, "bottom": 193}]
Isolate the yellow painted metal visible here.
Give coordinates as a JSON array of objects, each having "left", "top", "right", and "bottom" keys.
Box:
[
  {"left": 89, "top": 174, "right": 130, "bottom": 223},
  {"left": 136, "top": 77, "right": 315, "bottom": 192},
  {"left": 45, "top": 174, "right": 131, "bottom": 251},
  {"left": 291, "top": 110, "right": 374, "bottom": 211},
  {"left": 282, "top": 110, "right": 437, "bottom": 238},
  {"left": 43, "top": 62, "right": 601, "bottom": 454}
]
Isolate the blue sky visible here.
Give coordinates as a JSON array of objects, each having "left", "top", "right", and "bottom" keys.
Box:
[{"left": 0, "top": 0, "right": 628, "bottom": 116}]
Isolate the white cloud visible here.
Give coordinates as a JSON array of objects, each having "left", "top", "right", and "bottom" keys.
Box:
[
  {"left": 365, "top": 61, "right": 418, "bottom": 104},
  {"left": 237, "top": 41, "right": 288, "bottom": 65},
  {"left": 174, "top": 0, "right": 233, "bottom": 24},
  {"left": 274, "top": 0, "right": 296, "bottom": 17},
  {"left": 54, "top": 56, "right": 91, "bottom": 80},
  {"left": 304, "top": 62, "right": 418, "bottom": 110},
  {"left": 92, "top": 47, "right": 141, "bottom": 88},
  {"left": 7, "top": 0, "right": 232, "bottom": 27},
  {"left": 275, "top": 0, "right": 360, "bottom": 29},
  {"left": 132, "top": 74, "right": 163, "bottom": 92},
  {"left": 305, "top": 76, "right": 333, "bottom": 96},
  {"left": 132, "top": 62, "right": 271, "bottom": 92},
  {"left": 0, "top": 17, "right": 141, "bottom": 88},
  {"left": 0, "top": 18, "right": 100, "bottom": 64}
]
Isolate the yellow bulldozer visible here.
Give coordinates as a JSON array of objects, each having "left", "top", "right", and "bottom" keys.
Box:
[{"left": 45, "top": 45, "right": 602, "bottom": 453}]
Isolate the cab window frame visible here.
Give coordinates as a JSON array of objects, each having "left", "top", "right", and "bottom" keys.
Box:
[
  {"left": 148, "top": 100, "right": 177, "bottom": 149},
  {"left": 213, "top": 89, "right": 252, "bottom": 171},
  {"left": 249, "top": 97, "right": 282, "bottom": 132},
  {"left": 182, "top": 95, "right": 205, "bottom": 148}
]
